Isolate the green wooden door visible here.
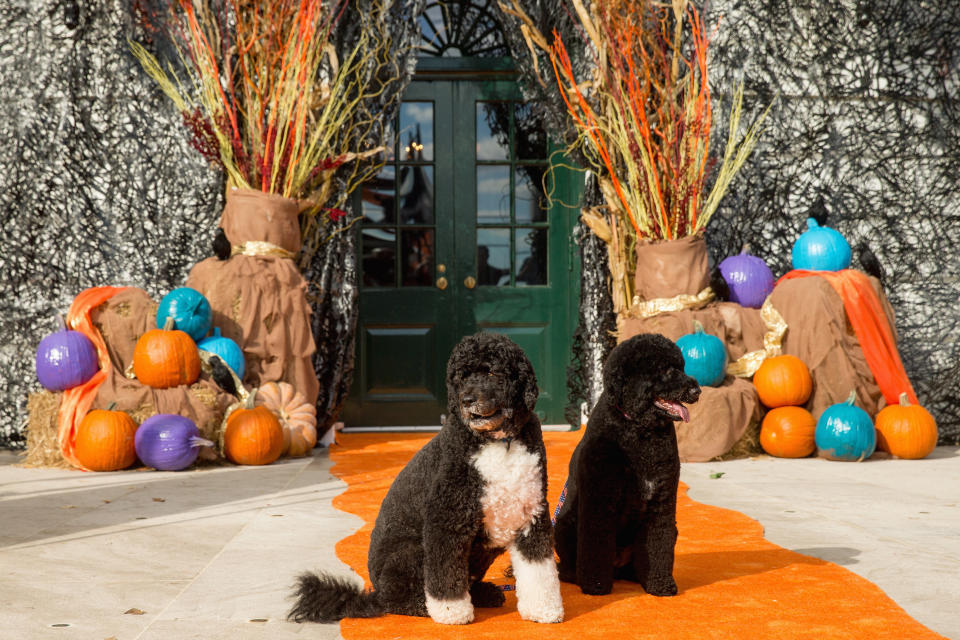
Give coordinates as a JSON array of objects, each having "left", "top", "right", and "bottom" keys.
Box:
[{"left": 343, "top": 78, "right": 579, "bottom": 427}]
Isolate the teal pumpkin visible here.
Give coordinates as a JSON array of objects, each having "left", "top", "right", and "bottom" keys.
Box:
[
  {"left": 197, "top": 328, "right": 245, "bottom": 379},
  {"left": 675, "top": 321, "right": 727, "bottom": 387},
  {"left": 815, "top": 391, "right": 876, "bottom": 461},
  {"left": 156, "top": 287, "right": 212, "bottom": 342},
  {"left": 791, "top": 217, "right": 852, "bottom": 271}
]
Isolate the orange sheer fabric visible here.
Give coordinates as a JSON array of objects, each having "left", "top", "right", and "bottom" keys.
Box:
[
  {"left": 57, "top": 286, "right": 128, "bottom": 469},
  {"left": 777, "top": 269, "right": 916, "bottom": 407}
]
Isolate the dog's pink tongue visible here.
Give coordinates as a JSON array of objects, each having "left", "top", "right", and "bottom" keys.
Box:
[{"left": 671, "top": 401, "right": 690, "bottom": 423}]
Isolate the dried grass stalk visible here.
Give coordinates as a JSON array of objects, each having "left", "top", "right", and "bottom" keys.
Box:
[{"left": 22, "top": 391, "right": 71, "bottom": 469}]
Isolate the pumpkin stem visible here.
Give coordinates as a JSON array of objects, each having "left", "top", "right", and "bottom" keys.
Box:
[
  {"left": 898, "top": 392, "right": 910, "bottom": 407},
  {"left": 245, "top": 389, "right": 258, "bottom": 409},
  {"left": 806, "top": 217, "right": 819, "bottom": 229},
  {"left": 740, "top": 243, "right": 750, "bottom": 255},
  {"left": 845, "top": 390, "right": 857, "bottom": 406},
  {"left": 162, "top": 316, "right": 176, "bottom": 331},
  {"left": 692, "top": 320, "right": 705, "bottom": 334},
  {"left": 213, "top": 327, "right": 221, "bottom": 338},
  {"left": 56, "top": 314, "right": 67, "bottom": 332},
  {"left": 189, "top": 436, "right": 215, "bottom": 449},
  {"left": 106, "top": 401, "right": 118, "bottom": 411}
]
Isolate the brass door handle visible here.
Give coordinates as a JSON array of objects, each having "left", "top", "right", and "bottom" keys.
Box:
[
  {"left": 464, "top": 276, "right": 477, "bottom": 289},
  {"left": 436, "top": 276, "right": 448, "bottom": 290}
]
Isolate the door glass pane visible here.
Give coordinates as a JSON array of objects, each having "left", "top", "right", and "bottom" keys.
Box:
[
  {"left": 476, "top": 165, "right": 510, "bottom": 223},
  {"left": 515, "top": 227, "right": 547, "bottom": 286},
  {"left": 515, "top": 102, "right": 548, "bottom": 160},
  {"left": 399, "top": 102, "right": 434, "bottom": 161},
  {"left": 476, "top": 102, "right": 509, "bottom": 161},
  {"left": 477, "top": 228, "right": 510, "bottom": 286},
  {"left": 515, "top": 165, "right": 547, "bottom": 223},
  {"left": 362, "top": 166, "right": 395, "bottom": 224},
  {"left": 401, "top": 229, "right": 435, "bottom": 287},
  {"left": 362, "top": 228, "right": 396, "bottom": 287},
  {"left": 398, "top": 165, "right": 434, "bottom": 224}
]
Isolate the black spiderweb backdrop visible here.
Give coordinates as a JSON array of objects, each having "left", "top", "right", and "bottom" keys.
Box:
[
  {"left": 2, "top": 0, "right": 959, "bottom": 446},
  {"left": 0, "top": 0, "right": 223, "bottom": 447},
  {"left": 703, "top": 0, "right": 960, "bottom": 443}
]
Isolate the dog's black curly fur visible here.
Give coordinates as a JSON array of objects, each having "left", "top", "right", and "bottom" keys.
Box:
[
  {"left": 290, "top": 333, "right": 560, "bottom": 624},
  {"left": 555, "top": 333, "right": 701, "bottom": 596}
]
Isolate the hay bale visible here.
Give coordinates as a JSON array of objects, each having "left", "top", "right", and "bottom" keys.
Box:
[
  {"left": 713, "top": 417, "right": 763, "bottom": 461},
  {"left": 21, "top": 391, "right": 71, "bottom": 468}
]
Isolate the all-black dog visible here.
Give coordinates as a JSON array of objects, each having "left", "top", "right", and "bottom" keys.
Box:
[
  {"left": 555, "top": 333, "right": 701, "bottom": 596},
  {"left": 290, "top": 333, "right": 563, "bottom": 625}
]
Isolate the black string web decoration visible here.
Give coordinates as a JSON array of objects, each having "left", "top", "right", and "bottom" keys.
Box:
[{"left": 2, "top": 0, "right": 959, "bottom": 446}]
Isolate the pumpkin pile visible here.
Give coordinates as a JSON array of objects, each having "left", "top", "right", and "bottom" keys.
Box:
[
  {"left": 34, "top": 285, "right": 320, "bottom": 472},
  {"left": 755, "top": 355, "right": 817, "bottom": 458}
]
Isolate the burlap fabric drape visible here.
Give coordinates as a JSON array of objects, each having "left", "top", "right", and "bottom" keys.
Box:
[
  {"left": 619, "top": 303, "right": 766, "bottom": 462},
  {"left": 89, "top": 287, "right": 235, "bottom": 453},
  {"left": 186, "top": 188, "right": 319, "bottom": 409},
  {"left": 621, "top": 235, "right": 764, "bottom": 461},
  {"left": 770, "top": 274, "right": 896, "bottom": 420},
  {"left": 633, "top": 234, "right": 710, "bottom": 301}
]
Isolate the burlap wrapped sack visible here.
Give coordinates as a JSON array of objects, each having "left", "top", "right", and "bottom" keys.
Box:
[
  {"left": 619, "top": 302, "right": 767, "bottom": 363},
  {"left": 89, "top": 287, "right": 236, "bottom": 451},
  {"left": 634, "top": 234, "right": 709, "bottom": 301},
  {"left": 677, "top": 377, "right": 762, "bottom": 463},
  {"left": 770, "top": 274, "right": 895, "bottom": 420},
  {"left": 186, "top": 188, "right": 319, "bottom": 409},
  {"left": 618, "top": 303, "right": 765, "bottom": 461}
]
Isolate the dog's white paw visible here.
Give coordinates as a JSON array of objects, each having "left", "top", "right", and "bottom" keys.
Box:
[
  {"left": 509, "top": 548, "right": 564, "bottom": 623},
  {"left": 517, "top": 590, "right": 564, "bottom": 624},
  {"left": 426, "top": 592, "right": 474, "bottom": 625}
]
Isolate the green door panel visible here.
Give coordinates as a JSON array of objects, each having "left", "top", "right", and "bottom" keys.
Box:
[{"left": 343, "top": 77, "right": 581, "bottom": 427}]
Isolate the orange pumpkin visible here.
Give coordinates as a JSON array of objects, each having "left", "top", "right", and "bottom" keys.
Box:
[
  {"left": 223, "top": 392, "right": 285, "bottom": 465},
  {"left": 753, "top": 355, "right": 813, "bottom": 408},
  {"left": 133, "top": 317, "right": 201, "bottom": 388},
  {"left": 256, "top": 382, "right": 317, "bottom": 457},
  {"left": 74, "top": 403, "right": 138, "bottom": 471},
  {"left": 760, "top": 406, "right": 817, "bottom": 458},
  {"left": 875, "top": 392, "right": 938, "bottom": 459}
]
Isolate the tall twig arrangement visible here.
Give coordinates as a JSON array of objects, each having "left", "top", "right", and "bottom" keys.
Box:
[
  {"left": 131, "top": 0, "right": 388, "bottom": 229},
  {"left": 502, "top": 0, "right": 771, "bottom": 307}
]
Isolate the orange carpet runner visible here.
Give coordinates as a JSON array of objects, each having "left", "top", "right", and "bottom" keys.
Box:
[{"left": 329, "top": 432, "right": 942, "bottom": 640}]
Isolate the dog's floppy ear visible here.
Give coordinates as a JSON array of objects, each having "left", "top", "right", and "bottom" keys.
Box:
[{"left": 516, "top": 353, "right": 539, "bottom": 412}]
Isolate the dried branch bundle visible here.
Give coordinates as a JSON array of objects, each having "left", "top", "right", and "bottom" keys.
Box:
[
  {"left": 505, "top": 0, "right": 771, "bottom": 305},
  {"left": 131, "top": 0, "right": 388, "bottom": 221}
]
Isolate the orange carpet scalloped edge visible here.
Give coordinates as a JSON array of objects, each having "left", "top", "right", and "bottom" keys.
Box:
[{"left": 327, "top": 432, "right": 943, "bottom": 640}]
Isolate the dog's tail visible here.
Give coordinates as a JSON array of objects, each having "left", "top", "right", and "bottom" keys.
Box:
[{"left": 289, "top": 572, "right": 384, "bottom": 623}]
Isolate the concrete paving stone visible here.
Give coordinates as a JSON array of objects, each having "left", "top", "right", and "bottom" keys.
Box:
[{"left": 681, "top": 447, "right": 960, "bottom": 639}]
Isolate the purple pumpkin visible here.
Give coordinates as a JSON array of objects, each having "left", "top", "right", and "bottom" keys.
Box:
[
  {"left": 719, "top": 250, "right": 775, "bottom": 308},
  {"left": 135, "top": 414, "right": 213, "bottom": 471},
  {"left": 35, "top": 316, "right": 99, "bottom": 391}
]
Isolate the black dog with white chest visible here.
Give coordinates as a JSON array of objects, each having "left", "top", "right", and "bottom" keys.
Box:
[
  {"left": 555, "top": 333, "right": 701, "bottom": 596},
  {"left": 290, "top": 333, "right": 563, "bottom": 625}
]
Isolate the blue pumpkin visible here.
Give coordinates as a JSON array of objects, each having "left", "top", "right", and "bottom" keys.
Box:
[
  {"left": 815, "top": 391, "right": 876, "bottom": 461},
  {"left": 676, "top": 321, "right": 727, "bottom": 387},
  {"left": 791, "top": 217, "right": 851, "bottom": 271},
  {"left": 197, "top": 328, "right": 245, "bottom": 379},
  {"left": 156, "top": 287, "right": 212, "bottom": 342}
]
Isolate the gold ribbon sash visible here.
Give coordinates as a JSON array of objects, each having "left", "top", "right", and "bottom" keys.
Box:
[
  {"left": 624, "top": 286, "right": 716, "bottom": 319},
  {"left": 231, "top": 241, "right": 296, "bottom": 260},
  {"left": 726, "top": 299, "right": 788, "bottom": 378}
]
